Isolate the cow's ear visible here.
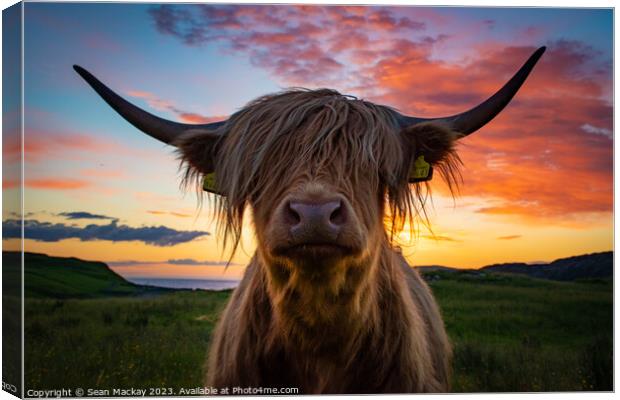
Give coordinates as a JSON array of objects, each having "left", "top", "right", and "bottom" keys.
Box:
[
  {"left": 400, "top": 122, "right": 459, "bottom": 183},
  {"left": 174, "top": 129, "right": 221, "bottom": 175}
]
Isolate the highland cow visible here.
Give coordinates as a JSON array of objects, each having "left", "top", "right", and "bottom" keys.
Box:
[{"left": 74, "top": 46, "right": 545, "bottom": 394}]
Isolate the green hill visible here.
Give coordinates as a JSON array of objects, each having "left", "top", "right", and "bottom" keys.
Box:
[
  {"left": 4, "top": 252, "right": 169, "bottom": 299},
  {"left": 417, "top": 251, "right": 613, "bottom": 282},
  {"left": 482, "top": 251, "right": 613, "bottom": 281}
]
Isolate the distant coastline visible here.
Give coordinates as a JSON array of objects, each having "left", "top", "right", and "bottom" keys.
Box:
[{"left": 127, "top": 277, "right": 240, "bottom": 291}]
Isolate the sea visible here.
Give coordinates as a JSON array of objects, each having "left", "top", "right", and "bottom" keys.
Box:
[{"left": 128, "top": 278, "right": 240, "bottom": 291}]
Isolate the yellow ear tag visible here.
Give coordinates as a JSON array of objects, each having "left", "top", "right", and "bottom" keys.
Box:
[
  {"left": 202, "top": 172, "right": 220, "bottom": 194},
  {"left": 409, "top": 155, "right": 433, "bottom": 183}
]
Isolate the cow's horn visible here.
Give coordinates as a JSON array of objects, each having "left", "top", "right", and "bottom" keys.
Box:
[
  {"left": 73, "top": 65, "right": 226, "bottom": 145},
  {"left": 398, "top": 46, "right": 546, "bottom": 137}
]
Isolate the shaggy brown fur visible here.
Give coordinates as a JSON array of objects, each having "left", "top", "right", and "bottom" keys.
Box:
[{"left": 176, "top": 89, "right": 458, "bottom": 394}]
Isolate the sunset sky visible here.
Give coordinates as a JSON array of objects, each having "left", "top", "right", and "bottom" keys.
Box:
[{"left": 3, "top": 3, "right": 613, "bottom": 280}]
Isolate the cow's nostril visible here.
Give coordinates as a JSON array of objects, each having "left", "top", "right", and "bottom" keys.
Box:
[
  {"left": 285, "top": 201, "right": 302, "bottom": 226},
  {"left": 329, "top": 201, "right": 345, "bottom": 225}
]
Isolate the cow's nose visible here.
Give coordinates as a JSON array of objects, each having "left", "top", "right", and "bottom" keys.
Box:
[{"left": 286, "top": 199, "right": 346, "bottom": 241}]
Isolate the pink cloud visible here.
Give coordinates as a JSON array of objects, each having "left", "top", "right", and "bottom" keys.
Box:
[
  {"left": 149, "top": 5, "right": 431, "bottom": 87},
  {"left": 11, "top": 126, "right": 170, "bottom": 171},
  {"left": 21, "top": 130, "right": 121, "bottom": 163},
  {"left": 178, "top": 113, "right": 228, "bottom": 124},
  {"left": 127, "top": 90, "right": 225, "bottom": 125},
  {"left": 26, "top": 178, "right": 90, "bottom": 190},
  {"left": 126, "top": 90, "right": 177, "bottom": 113},
  {"left": 3, "top": 129, "right": 21, "bottom": 163}
]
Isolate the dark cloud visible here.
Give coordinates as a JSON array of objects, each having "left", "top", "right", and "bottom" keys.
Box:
[
  {"left": 58, "top": 211, "right": 115, "bottom": 220},
  {"left": 148, "top": 5, "right": 190, "bottom": 37},
  {"left": 3, "top": 219, "right": 209, "bottom": 246}
]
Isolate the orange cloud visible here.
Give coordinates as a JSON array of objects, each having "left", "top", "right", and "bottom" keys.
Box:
[
  {"left": 147, "top": 210, "right": 192, "bottom": 218},
  {"left": 364, "top": 43, "right": 611, "bottom": 223},
  {"left": 11, "top": 122, "right": 170, "bottom": 169},
  {"left": 170, "top": 211, "right": 192, "bottom": 218},
  {"left": 26, "top": 178, "right": 90, "bottom": 190},
  {"left": 178, "top": 113, "right": 228, "bottom": 124},
  {"left": 497, "top": 235, "right": 522, "bottom": 240},
  {"left": 18, "top": 130, "right": 122, "bottom": 164},
  {"left": 126, "top": 90, "right": 177, "bottom": 113}
]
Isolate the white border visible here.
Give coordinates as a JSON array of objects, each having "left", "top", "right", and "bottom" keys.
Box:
[{"left": 0, "top": 1, "right": 615, "bottom": 400}]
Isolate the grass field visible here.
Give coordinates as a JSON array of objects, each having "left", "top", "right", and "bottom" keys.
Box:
[
  {"left": 3, "top": 252, "right": 22, "bottom": 395},
  {"left": 426, "top": 270, "right": 612, "bottom": 392},
  {"left": 18, "top": 253, "right": 613, "bottom": 393}
]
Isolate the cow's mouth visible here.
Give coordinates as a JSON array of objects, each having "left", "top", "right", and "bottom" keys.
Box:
[{"left": 274, "top": 242, "right": 355, "bottom": 259}]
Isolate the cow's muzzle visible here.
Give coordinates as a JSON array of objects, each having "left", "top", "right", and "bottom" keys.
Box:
[{"left": 272, "top": 194, "right": 359, "bottom": 258}]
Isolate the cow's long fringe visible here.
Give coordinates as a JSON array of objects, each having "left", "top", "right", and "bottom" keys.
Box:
[{"left": 178, "top": 88, "right": 461, "bottom": 257}]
